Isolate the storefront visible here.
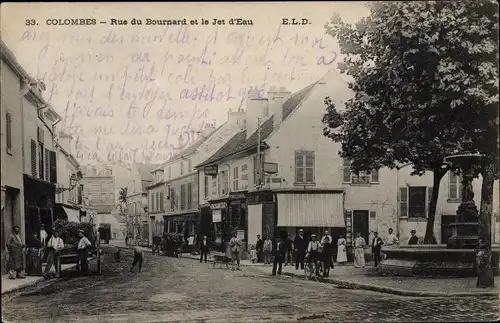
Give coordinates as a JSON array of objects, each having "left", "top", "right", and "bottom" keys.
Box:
[
  {"left": 207, "top": 191, "right": 249, "bottom": 253},
  {"left": 247, "top": 189, "right": 276, "bottom": 246},
  {"left": 23, "top": 175, "right": 55, "bottom": 247}
]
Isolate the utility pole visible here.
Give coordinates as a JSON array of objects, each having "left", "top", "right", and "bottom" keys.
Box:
[{"left": 256, "top": 117, "right": 262, "bottom": 188}]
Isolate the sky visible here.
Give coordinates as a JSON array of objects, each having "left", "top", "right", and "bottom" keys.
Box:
[{"left": 1, "top": 1, "right": 370, "bottom": 168}]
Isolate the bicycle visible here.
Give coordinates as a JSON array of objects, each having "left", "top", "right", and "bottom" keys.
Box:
[{"left": 304, "top": 258, "right": 324, "bottom": 282}]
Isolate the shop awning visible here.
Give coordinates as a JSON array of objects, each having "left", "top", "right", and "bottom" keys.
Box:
[
  {"left": 62, "top": 206, "right": 80, "bottom": 223},
  {"left": 277, "top": 193, "right": 345, "bottom": 227}
]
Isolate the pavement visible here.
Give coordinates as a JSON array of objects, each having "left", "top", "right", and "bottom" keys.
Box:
[
  {"left": 2, "top": 256, "right": 97, "bottom": 295},
  {"left": 2, "top": 245, "right": 499, "bottom": 323},
  {"left": 109, "top": 240, "right": 500, "bottom": 297}
]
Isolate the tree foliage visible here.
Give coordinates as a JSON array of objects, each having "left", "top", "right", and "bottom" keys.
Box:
[{"left": 322, "top": 1, "right": 499, "bottom": 243}]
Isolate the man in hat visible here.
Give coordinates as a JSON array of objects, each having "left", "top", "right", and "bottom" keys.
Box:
[
  {"left": 293, "top": 229, "right": 306, "bottom": 270},
  {"left": 77, "top": 230, "right": 92, "bottom": 273},
  {"left": 44, "top": 230, "right": 64, "bottom": 278},
  {"left": 408, "top": 229, "right": 419, "bottom": 245},
  {"left": 371, "top": 231, "right": 384, "bottom": 268},
  {"left": 6, "top": 226, "right": 26, "bottom": 279},
  {"left": 321, "top": 230, "right": 332, "bottom": 245},
  {"left": 130, "top": 241, "right": 144, "bottom": 272}
]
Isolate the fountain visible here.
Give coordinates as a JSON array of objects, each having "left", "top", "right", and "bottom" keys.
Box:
[{"left": 379, "top": 149, "right": 499, "bottom": 277}]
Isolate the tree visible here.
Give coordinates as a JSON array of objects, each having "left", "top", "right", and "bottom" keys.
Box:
[
  {"left": 322, "top": 1, "right": 498, "bottom": 246},
  {"left": 118, "top": 187, "right": 128, "bottom": 204}
]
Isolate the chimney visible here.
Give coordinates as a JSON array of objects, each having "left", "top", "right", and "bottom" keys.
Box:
[
  {"left": 202, "top": 122, "right": 216, "bottom": 138},
  {"left": 268, "top": 87, "right": 291, "bottom": 128},
  {"left": 245, "top": 98, "right": 269, "bottom": 140},
  {"left": 227, "top": 108, "right": 246, "bottom": 129}
]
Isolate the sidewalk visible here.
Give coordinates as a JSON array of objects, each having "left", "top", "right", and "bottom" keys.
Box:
[
  {"left": 2, "top": 263, "right": 77, "bottom": 295},
  {"left": 252, "top": 264, "right": 500, "bottom": 297}
]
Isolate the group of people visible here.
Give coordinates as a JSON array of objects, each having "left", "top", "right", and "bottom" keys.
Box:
[{"left": 5, "top": 224, "right": 93, "bottom": 279}]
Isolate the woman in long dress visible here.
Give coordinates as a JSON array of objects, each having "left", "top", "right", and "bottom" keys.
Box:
[
  {"left": 354, "top": 232, "right": 366, "bottom": 268},
  {"left": 336, "top": 234, "right": 348, "bottom": 264}
]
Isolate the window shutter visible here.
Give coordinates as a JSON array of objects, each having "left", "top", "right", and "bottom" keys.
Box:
[
  {"left": 342, "top": 158, "right": 351, "bottom": 182},
  {"left": 371, "top": 169, "right": 379, "bottom": 182},
  {"left": 31, "top": 140, "right": 37, "bottom": 176},
  {"left": 180, "top": 161, "right": 184, "bottom": 175},
  {"left": 44, "top": 149, "right": 50, "bottom": 182},
  {"left": 49, "top": 150, "right": 57, "bottom": 183},
  {"left": 369, "top": 211, "right": 376, "bottom": 219},
  {"left": 180, "top": 184, "right": 186, "bottom": 210},
  {"left": 295, "top": 152, "right": 304, "bottom": 183},
  {"left": 305, "top": 152, "right": 314, "bottom": 183},
  {"left": 6, "top": 112, "right": 12, "bottom": 153},
  {"left": 160, "top": 192, "right": 164, "bottom": 211},
  {"left": 399, "top": 187, "right": 408, "bottom": 217},
  {"left": 449, "top": 172, "right": 458, "bottom": 199},
  {"left": 187, "top": 182, "right": 192, "bottom": 209},
  {"left": 156, "top": 192, "right": 160, "bottom": 211},
  {"left": 427, "top": 186, "right": 433, "bottom": 218}
]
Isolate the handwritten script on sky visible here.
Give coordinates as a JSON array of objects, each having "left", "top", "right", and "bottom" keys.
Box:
[{"left": 1, "top": 2, "right": 368, "bottom": 166}]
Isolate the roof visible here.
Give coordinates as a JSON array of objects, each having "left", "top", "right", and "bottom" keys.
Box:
[
  {"left": 141, "top": 180, "right": 152, "bottom": 191},
  {"left": 153, "top": 124, "right": 223, "bottom": 171},
  {"left": 96, "top": 205, "right": 116, "bottom": 214},
  {"left": 136, "top": 163, "right": 156, "bottom": 181},
  {"left": 197, "top": 82, "right": 317, "bottom": 167}
]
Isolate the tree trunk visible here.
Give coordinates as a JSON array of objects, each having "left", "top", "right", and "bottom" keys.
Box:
[
  {"left": 477, "top": 161, "right": 495, "bottom": 288},
  {"left": 424, "top": 169, "right": 445, "bottom": 244}
]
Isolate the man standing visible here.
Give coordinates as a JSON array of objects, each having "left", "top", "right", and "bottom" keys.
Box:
[
  {"left": 263, "top": 235, "right": 273, "bottom": 265},
  {"left": 40, "top": 224, "right": 48, "bottom": 260},
  {"left": 271, "top": 236, "right": 285, "bottom": 276},
  {"left": 321, "top": 230, "right": 332, "bottom": 245},
  {"left": 130, "top": 243, "right": 144, "bottom": 272},
  {"left": 44, "top": 230, "right": 64, "bottom": 278},
  {"left": 386, "top": 228, "right": 399, "bottom": 246},
  {"left": 77, "top": 230, "right": 92, "bottom": 273},
  {"left": 371, "top": 231, "right": 384, "bottom": 268},
  {"left": 199, "top": 235, "right": 210, "bottom": 263},
  {"left": 7, "top": 226, "right": 26, "bottom": 279},
  {"left": 408, "top": 229, "right": 419, "bottom": 245},
  {"left": 229, "top": 232, "right": 242, "bottom": 270},
  {"left": 294, "top": 229, "right": 306, "bottom": 270},
  {"left": 256, "top": 234, "right": 263, "bottom": 263}
]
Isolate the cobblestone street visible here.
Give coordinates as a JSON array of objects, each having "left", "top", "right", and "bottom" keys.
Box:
[{"left": 2, "top": 247, "right": 499, "bottom": 323}]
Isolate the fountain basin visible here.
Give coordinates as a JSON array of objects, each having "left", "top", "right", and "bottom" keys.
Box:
[
  {"left": 379, "top": 245, "right": 500, "bottom": 277},
  {"left": 447, "top": 222, "right": 479, "bottom": 249}
]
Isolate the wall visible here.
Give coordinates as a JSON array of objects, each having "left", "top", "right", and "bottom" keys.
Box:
[
  {"left": 166, "top": 173, "right": 198, "bottom": 215},
  {"left": 81, "top": 176, "right": 115, "bottom": 208},
  {"left": 0, "top": 59, "right": 25, "bottom": 273},
  {"left": 55, "top": 149, "right": 79, "bottom": 205}
]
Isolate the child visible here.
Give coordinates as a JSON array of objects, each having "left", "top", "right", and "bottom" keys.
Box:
[
  {"left": 249, "top": 244, "right": 258, "bottom": 264},
  {"left": 130, "top": 244, "right": 143, "bottom": 273}
]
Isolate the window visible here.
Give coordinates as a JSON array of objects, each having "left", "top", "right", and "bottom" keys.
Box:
[
  {"left": 399, "top": 186, "right": 433, "bottom": 218},
  {"left": 219, "top": 170, "right": 228, "bottom": 195},
  {"left": 295, "top": 151, "right": 315, "bottom": 184},
  {"left": 187, "top": 182, "right": 192, "bottom": 209},
  {"left": 212, "top": 177, "right": 217, "bottom": 196},
  {"left": 30, "top": 140, "right": 37, "bottom": 177},
  {"left": 180, "top": 161, "right": 184, "bottom": 175},
  {"left": 204, "top": 176, "right": 209, "bottom": 199},
  {"left": 449, "top": 172, "right": 462, "bottom": 201},
  {"left": 241, "top": 164, "right": 248, "bottom": 172},
  {"left": 233, "top": 167, "right": 239, "bottom": 191},
  {"left": 156, "top": 192, "right": 160, "bottom": 211},
  {"left": 160, "top": 192, "right": 164, "bottom": 211},
  {"left": 6, "top": 112, "right": 12, "bottom": 154},
  {"left": 342, "top": 158, "right": 379, "bottom": 184},
  {"left": 39, "top": 144, "right": 45, "bottom": 180},
  {"left": 188, "top": 159, "right": 192, "bottom": 172},
  {"left": 168, "top": 166, "right": 172, "bottom": 180},
  {"left": 180, "top": 184, "right": 186, "bottom": 210}
]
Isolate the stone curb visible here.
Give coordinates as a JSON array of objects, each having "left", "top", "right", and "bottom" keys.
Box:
[
  {"left": 279, "top": 271, "right": 498, "bottom": 298},
  {"left": 1, "top": 257, "right": 96, "bottom": 296}
]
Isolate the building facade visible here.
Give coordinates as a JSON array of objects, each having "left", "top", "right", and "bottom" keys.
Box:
[
  {"left": 80, "top": 164, "right": 115, "bottom": 225},
  {"left": 126, "top": 163, "right": 155, "bottom": 246},
  {"left": 1, "top": 41, "right": 27, "bottom": 273},
  {"left": 54, "top": 132, "right": 83, "bottom": 223},
  {"left": 197, "top": 71, "right": 499, "bottom": 257}
]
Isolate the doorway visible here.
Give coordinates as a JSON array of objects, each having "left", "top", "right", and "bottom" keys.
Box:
[{"left": 352, "top": 210, "right": 369, "bottom": 243}]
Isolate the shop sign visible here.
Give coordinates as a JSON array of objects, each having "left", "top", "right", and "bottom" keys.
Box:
[
  {"left": 204, "top": 165, "right": 218, "bottom": 176},
  {"left": 210, "top": 202, "right": 227, "bottom": 210},
  {"left": 229, "top": 192, "right": 246, "bottom": 200},
  {"left": 212, "top": 210, "right": 222, "bottom": 223}
]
